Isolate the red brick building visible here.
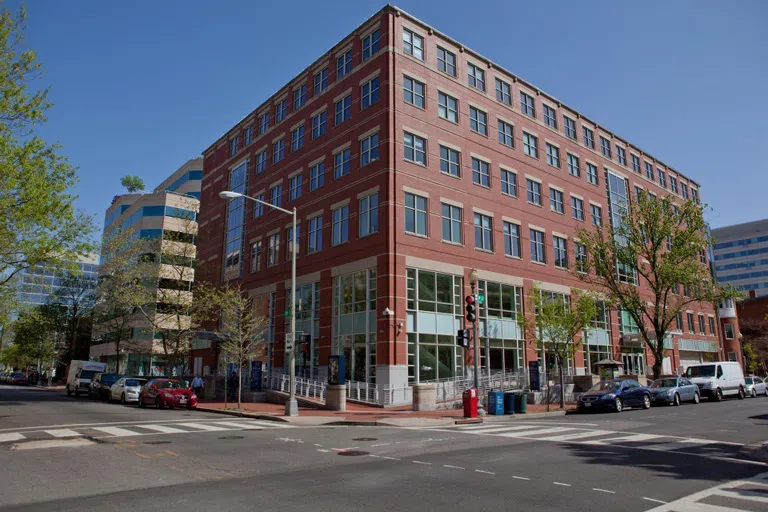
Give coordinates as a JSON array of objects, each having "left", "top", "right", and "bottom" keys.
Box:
[{"left": 195, "top": 5, "right": 723, "bottom": 402}]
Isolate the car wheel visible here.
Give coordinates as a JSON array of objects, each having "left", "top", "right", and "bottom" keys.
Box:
[
  {"left": 121, "top": 393, "right": 126, "bottom": 405},
  {"left": 155, "top": 397, "right": 164, "bottom": 410},
  {"left": 764, "top": 387, "right": 768, "bottom": 397},
  {"left": 751, "top": 389, "right": 757, "bottom": 398},
  {"left": 137, "top": 395, "right": 145, "bottom": 408},
  {"left": 738, "top": 387, "right": 745, "bottom": 400},
  {"left": 642, "top": 394, "right": 651, "bottom": 409},
  {"left": 673, "top": 393, "right": 680, "bottom": 406},
  {"left": 614, "top": 397, "right": 623, "bottom": 412},
  {"left": 693, "top": 392, "right": 700, "bottom": 404}
]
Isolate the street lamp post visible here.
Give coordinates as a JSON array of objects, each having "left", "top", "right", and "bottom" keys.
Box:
[{"left": 220, "top": 190, "right": 298, "bottom": 417}]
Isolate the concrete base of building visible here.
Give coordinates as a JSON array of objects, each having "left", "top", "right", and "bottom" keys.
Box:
[
  {"left": 326, "top": 384, "right": 346, "bottom": 411},
  {"left": 412, "top": 384, "right": 437, "bottom": 411}
]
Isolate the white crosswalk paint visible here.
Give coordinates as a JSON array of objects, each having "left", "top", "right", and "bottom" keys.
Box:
[
  {"left": 460, "top": 425, "right": 549, "bottom": 435},
  {"left": 211, "top": 421, "right": 264, "bottom": 430},
  {"left": 581, "top": 433, "right": 664, "bottom": 445},
  {"left": 533, "top": 430, "right": 615, "bottom": 442},
  {"left": 177, "top": 422, "right": 229, "bottom": 432},
  {"left": 0, "top": 433, "right": 26, "bottom": 443},
  {"left": 139, "top": 424, "right": 189, "bottom": 434},
  {"left": 640, "top": 471, "right": 768, "bottom": 512},
  {"left": 44, "top": 429, "right": 82, "bottom": 438},
  {"left": 497, "top": 426, "right": 575, "bottom": 438},
  {"left": 714, "top": 489, "right": 768, "bottom": 504},
  {"left": 643, "top": 439, "right": 717, "bottom": 452},
  {"left": 92, "top": 426, "right": 143, "bottom": 437}
]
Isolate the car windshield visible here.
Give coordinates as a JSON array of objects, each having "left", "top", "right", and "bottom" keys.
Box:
[
  {"left": 651, "top": 379, "right": 678, "bottom": 388},
  {"left": 588, "top": 381, "right": 621, "bottom": 393},
  {"left": 11, "top": 373, "right": 24, "bottom": 378},
  {"left": 101, "top": 375, "right": 122, "bottom": 385},
  {"left": 685, "top": 365, "right": 715, "bottom": 378},
  {"left": 79, "top": 370, "right": 97, "bottom": 379},
  {"left": 155, "top": 380, "right": 183, "bottom": 389},
  {"left": 126, "top": 379, "right": 146, "bottom": 387},
  {"left": 744, "top": 377, "right": 753, "bottom": 384}
]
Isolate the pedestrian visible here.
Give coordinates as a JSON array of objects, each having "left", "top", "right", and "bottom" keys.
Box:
[
  {"left": 192, "top": 374, "right": 204, "bottom": 400},
  {"left": 228, "top": 371, "right": 238, "bottom": 401}
]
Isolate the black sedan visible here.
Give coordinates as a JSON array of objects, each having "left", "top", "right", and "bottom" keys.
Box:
[
  {"left": 577, "top": 378, "right": 652, "bottom": 413},
  {"left": 88, "top": 373, "right": 124, "bottom": 400}
]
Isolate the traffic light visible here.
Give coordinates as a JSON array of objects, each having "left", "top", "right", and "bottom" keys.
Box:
[
  {"left": 457, "top": 329, "right": 469, "bottom": 348},
  {"left": 465, "top": 295, "right": 476, "bottom": 323}
]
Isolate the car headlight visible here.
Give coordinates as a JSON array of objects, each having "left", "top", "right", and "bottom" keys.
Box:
[
  {"left": 190, "top": 394, "right": 197, "bottom": 399},
  {"left": 667, "top": 389, "right": 675, "bottom": 395},
  {"left": 702, "top": 381, "right": 712, "bottom": 389},
  {"left": 602, "top": 393, "right": 615, "bottom": 400}
]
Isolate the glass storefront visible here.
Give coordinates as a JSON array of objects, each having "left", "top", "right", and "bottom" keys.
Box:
[
  {"left": 333, "top": 268, "right": 377, "bottom": 383},
  {"left": 406, "top": 268, "right": 464, "bottom": 383},
  {"left": 285, "top": 282, "right": 320, "bottom": 378},
  {"left": 478, "top": 280, "right": 524, "bottom": 374},
  {"left": 583, "top": 301, "right": 612, "bottom": 375}
]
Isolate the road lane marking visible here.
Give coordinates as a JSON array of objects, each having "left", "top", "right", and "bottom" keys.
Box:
[
  {"left": 0, "top": 433, "right": 26, "bottom": 443},
  {"left": 316, "top": 449, "right": 330, "bottom": 453},
  {"left": 139, "top": 424, "right": 188, "bottom": 434},
  {"left": 381, "top": 456, "right": 401, "bottom": 460},
  {"left": 513, "top": 476, "right": 530, "bottom": 481},
  {"left": 0, "top": 418, "right": 259, "bottom": 434},
  {"left": 643, "top": 439, "right": 718, "bottom": 452},
  {"left": 553, "top": 482, "right": 571, "bottom": 487},
  {"left": 176, "top": 423, "right": 229, "bottom": 432},
  {"left": 43, "top": 429, "right": 82, "bottom": 438},
  {"left": 371, "top": 443, "right": 391, "bottom": 447},
  {"left": 592, "top": 488, "right": 615, "bottom": 494},
  {"left": 443, "top": 465, "right": 465, "bottom": 470},
  {"left": 475, "top": 470, "right": 495, "bottom": 475},
  {"left": 331, "top": 447, "right": 359, "bottom": 452},
  {"left": 498, "top": 427, "right": 575, "bottom": 438},
  {"left": 211, "top": 421, "right": 264, "bottom": 430},
  {"left": 714, "top": 489, "right": 768, "bottom": 503},
  {"left": 413, "top": 461, "right": 431, "bottom": 465},
  {"left": 642, "top": 497, "right": 667, "bottom": 504},
  {"left": 92, "top": 426, "right": 143, "bottom": 437},
  {"left": 533, "top": 430, "right": 614, "bottom": 442},
  {"left": 582, "top": 433, "right": 664, "bottom": 445}
]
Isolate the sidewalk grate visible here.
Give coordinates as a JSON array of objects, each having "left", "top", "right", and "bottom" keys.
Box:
[
  {"left": 338, "top": 450, "right": 369, "bottom": 456},
  {"left": 353, "top": 437, "right": 378, "bottom": 441}
]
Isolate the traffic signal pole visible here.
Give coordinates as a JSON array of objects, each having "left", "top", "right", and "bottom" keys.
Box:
[{"left": 466, "top": 291, "right": 479, "bottom": 392}]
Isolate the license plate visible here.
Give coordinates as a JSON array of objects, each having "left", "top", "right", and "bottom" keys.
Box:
[
  {"left": 584, "top": 402, "right": 592, "bottom": 407},
  {"left": 179, "top": 397, "right": 187, "bottom": 403}
]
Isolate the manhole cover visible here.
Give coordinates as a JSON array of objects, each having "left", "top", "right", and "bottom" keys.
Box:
[
  {"left": 338, "top": 450, "right": 369, "bottom": 456},
  {"left": 143, "top": 441, "right": 171, "bottom": 445},
  {"left": 352, "top": 437, "right": 378, "bottom": 441},
  {"left": 218, "top": 435, "right": 245, "bottom": 440}
]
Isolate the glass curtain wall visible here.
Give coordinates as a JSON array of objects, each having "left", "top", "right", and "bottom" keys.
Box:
[
  {"left": 285, "top": 282, "right": 320, "bottom": 378},
  {"left": 477, "top": 281, "right": 524, "bottom": 374},
  {"left": 583, "top": 301, "right": 612, "bottom": 375},
  {"left": 333, "top": 268, "right": 377, "bottom": 383}
]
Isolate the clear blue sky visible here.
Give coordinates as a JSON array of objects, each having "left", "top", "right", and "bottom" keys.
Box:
[{"left": 19, "top": 0, "right": 768, "bottom": 231}]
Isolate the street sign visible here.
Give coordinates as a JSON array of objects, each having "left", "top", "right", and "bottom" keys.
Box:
[
  {"left": 284, "top": 331, "right": 304, "bottom": 352},
  {"left": 283, "top": 310, "right": 291, "bottom": 318}
]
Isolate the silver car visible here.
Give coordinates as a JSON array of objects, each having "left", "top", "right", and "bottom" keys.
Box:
[
  {"left": 744, "top": 377, "right": 767, "bottom": 398},
  {"left": 109, "top": 377, "right": 147, "bottom": 404}
]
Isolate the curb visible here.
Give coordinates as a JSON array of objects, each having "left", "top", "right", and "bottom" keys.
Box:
[{"left": 195, "top": 407, "right": 289, "bottom": 423}]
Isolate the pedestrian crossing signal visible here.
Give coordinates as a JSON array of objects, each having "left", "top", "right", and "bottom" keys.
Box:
[{"left": 457, "top": 329, "right": 470, "bottom": 348}]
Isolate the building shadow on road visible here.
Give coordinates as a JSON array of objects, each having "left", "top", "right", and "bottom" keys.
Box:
[
  {"left": 748, "top": 413, "right": 768, "bottom": 422},
  {"left": 560, "top": 442, "right": 764, "bottom": 484}
]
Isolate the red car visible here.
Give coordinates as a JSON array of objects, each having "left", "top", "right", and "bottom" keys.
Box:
[
  {"left": 137, "top": 379, "right": 198, "bottom": 409},
  {"left": 9, "top": 373, "right": 28, "bottom": 385}
]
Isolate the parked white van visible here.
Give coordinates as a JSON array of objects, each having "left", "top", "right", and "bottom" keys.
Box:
[
  {"left": 684, "top": 362, "right": 745, "bottom": 401},
  {"left": 66, "top": 360, "right": 107, "bottom": 397}
]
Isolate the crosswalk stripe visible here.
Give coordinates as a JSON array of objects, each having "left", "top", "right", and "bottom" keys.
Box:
[
  {"left": 458, "top": 423, "right": 542, "bottom": 431},
  {"left": 239, "top": 419, "right": 294, "bottom": 428},
  {"left": 92, "top": 426, "right": 143, "bottom": 437},
  {"left": 176, "top": 422, "right": 229, "bottom": 432},
  {"left": 44, "top": 429, "right": 82, "bottom": 438},
  {"left": 498, "top": 427, "right": 575, "bottom": 438},
  {"left": 582, "top": 433, "right": 664, "bottom": 445},
  {"left": 643, "top": 439, "right": 717, "bottom": 452},
  {"left": 462, "top": 425, "right": 547, "bottom": 435},
  {"left": 0, "top": 433, "right": 26, "bottom": 443},
  {"left": 533, "top": 430, "right": 615, "bottom": 442},
  {"left": 715, "top": 489, "right": 768, "bottom": 503},
  {"left": 140, "top": 424, "right": 189, "bottom": 434},
  {"left": 212, "top": 421, "right": 264, "bottom": 430}
]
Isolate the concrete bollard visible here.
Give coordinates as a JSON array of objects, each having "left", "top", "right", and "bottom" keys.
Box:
[
  {"left": 412, "top": 384, "right": 436, "bottom": 411},
  {"left": 326, "top": 384, "right": 347, "bottom": 411}
]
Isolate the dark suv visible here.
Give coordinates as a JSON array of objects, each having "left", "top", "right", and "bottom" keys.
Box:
[{"left": 89, "top": 373, "right": 124, "bottom": 400}]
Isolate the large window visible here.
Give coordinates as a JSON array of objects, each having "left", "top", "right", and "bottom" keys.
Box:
[
  {"left": 521, "top": 92, "right": 535, "bottom": 117},
  {"left": 337, "top": 50, "right": 352, "bottom": 79},
  {"left": 335, "top": 95, "right": 351, "bottom": 125},
  {"left": 503, "top": 222, "right": 521, "bottom": 258},
  {"left": 440, "top": 145, "right": 460, "bottom": 177},
  {"left": 441, "top": 203, "right": 462, "bottom": 244},
  {"left": 275, "top": 99, "right": 287, "bottom": 123},
  {"left": 471, "top": 157, "right": 490, "bottom": 187},
  {"left": 307, "top": 215, "right": 322, "bottom": 254},
  {"left": 437, "top": 46, "right": 456, "bottom": 76},
  {"left": 546, "top": 143, "right": 560, "bottom": 168},
  {"left": 289, "top": 174, "right": 302, "bottom": 201},
  {"left": 312, "top": 111, "right": 327, "bottom": 139},
  {"left": 501, "top": 169, "right": 517, "bottom": 197},
  {"left": 469, "top": 106, "right": 488, "bottom": 135},
  {"left": 468, "top": 63, "right": 485, "bottom": 91},
  {"left": 553, "top": 236, "right": 568, "bottom": 269},
  {"left": 293, "top": 84, "right": 306, "bottom": 110},
  {"left": 474, "top": 213, "right": 493, "bottom": 251},
  {"left": 523, "top": 132, "right": 538, "bottom": 158},
  {"left": 571, "top": 196, "right": 584, "bottom": 221},
  {"left": 496, "top": 78, "right": 511, "bottom": 105},
  {"left": 438, "top": 92, "right": 458, "bottom": 122},
  {"left": 291, "top": 125, "right": 304, "bottom": 152},
  {"left": 332, "top": 205, "right": 349, "bottom": 246},
  {"left": 544, "top": 105, "right": 557, "bottom": 128},
  {"left": 334, "top": 148, "right": 351, "bottom": 179},
  {"left": 334, "top": 268, "right": 377, "bottom": 383},
  {"left": 526, "top": 179, "right": 542, "bottom": 205},
  {"left": 405, "top": 193, "right": 428, "bottom": 236},
  {"left": 583, "top": 126, "right": 594, "bottom": 148},
  {"left": 362, "top": 30, "right": 380, "bottom": 60},
  {"left": 404, "top": 132, "right": 426, "bottom": 165},
  {"left": 310, "top": 162, "right": 324, "bottom": 191},
  {"left": 361, "top": 77, "right": 379, "bottom": 109},
  {"left": 359, "top": 193, "right": 379, "bottom": 237},
  {"left": 273, "top": 139, "right": 285, "bottom": 163},
  {"left": 567, "top": 154, "right": 580, "bottom": 177},
  {"left": 403, "top": 76, "right": 425, "bottom": 108},
  {"left": 550, "top": 188, "right": 564, "bottom": 214},
  {"left": 360, "top": 133, "right": 379, "bottom": 166},
  {"left": 530, "top": 229, "right": 545, "bottom": 263},
  {"left": 314, "top": 68, "right": 328, "bottom": 95},
  {"left": 223, "top": 162, "right": 247, "bottom": 278},
  {"left": 564, "top": 116, "right": 576, "bottom": 139},
  {"left": 498, "top": 120, "right": 514, "bottom": 147},
  {"left": 403, "top": 29, "right": 424, "bottom": 59},
  {"left": 477, "top": 280, "right": 524, "bottom": 375}
]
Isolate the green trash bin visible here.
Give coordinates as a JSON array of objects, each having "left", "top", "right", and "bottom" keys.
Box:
[{"left": 515, "top": 392, "right": 528, "bottom": 414}]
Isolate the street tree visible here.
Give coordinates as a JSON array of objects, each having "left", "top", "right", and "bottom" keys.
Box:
[
  {"left": 92, "top": 228, "right": 151, "bottom": 373},
  {"left": 9, "top": 306, "right": 58, "bottom": 372},
  {"left": 519, "top": 286, "right": 598, "bottom": 409},
  {"left": 0, "top": 5, "right": 94, "bottom": 317},
  {"left": 49, "top": 271, "right": 97, "bottom": 362},
  {"left": 120, "top": 175, "right": 145, "bottom": 193},
  {"left": 207, "top": 283, "right": 268, "bottom": 409},
  {"left": 576, "top": 192, "right": 741, "bottom": 379},
  {"left": 740, "top": 317, "right": 768, "bottom": 375}
]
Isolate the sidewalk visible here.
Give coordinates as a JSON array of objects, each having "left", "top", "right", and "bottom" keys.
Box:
[{"left": 196, "top": 399, "right": 576, "bottom": 427}]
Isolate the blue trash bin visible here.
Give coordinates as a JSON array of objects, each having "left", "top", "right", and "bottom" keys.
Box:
[
  {"left": 488, "top": 391, "right": 505, "bottom": 415},
  {"left": 504, "top": 392, "right": 516, "bottom": 415}
]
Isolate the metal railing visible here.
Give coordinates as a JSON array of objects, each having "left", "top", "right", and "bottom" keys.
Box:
[
  {"left": 344, "top": 380, "right": 413, "bottom": 406},
  {"left": 268, "top": 374, "right": 326, "bottom": 401}
]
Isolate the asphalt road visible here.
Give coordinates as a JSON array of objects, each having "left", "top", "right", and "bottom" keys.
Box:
[{"left": 1, "top": 384, "right": 767, "bottom": 511}]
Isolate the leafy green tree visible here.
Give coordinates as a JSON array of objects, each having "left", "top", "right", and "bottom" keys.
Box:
[
  {"left": 120, "top": 175, "right": 145, "bottom": 193},
  {"left": 576, "top": 192, "right": 741, "bottom": 379},
  {"left": 0, "top": 5, "right": 94, "bottom": 307},
  {"left": 740, "top": 318, "right": 768, "bottom": 375},
  {"left": 9, "top": 306, "right": 57, "bottom": 371},
  {"left": 519, "top": 286, "right": 598, "bottom": 408}
]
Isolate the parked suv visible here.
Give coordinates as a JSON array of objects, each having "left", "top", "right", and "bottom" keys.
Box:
[{"left": 684, "top": 362, "right": 745, "bottom": 401}]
